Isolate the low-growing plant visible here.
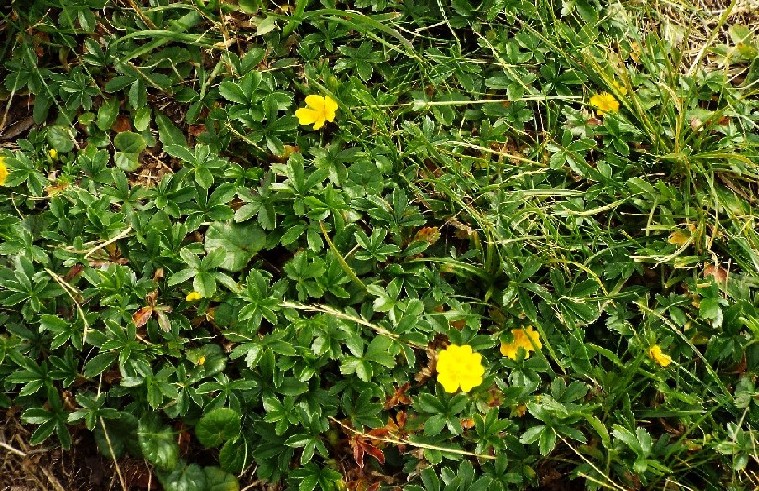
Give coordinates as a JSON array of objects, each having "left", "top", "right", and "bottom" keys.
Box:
[{"left": 1, "top": 0, "right": 758, "bottom": 490}]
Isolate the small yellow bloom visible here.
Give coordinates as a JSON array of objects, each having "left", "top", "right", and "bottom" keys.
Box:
[
  {"left": 186, "top": 291, "right": 202, "bottom": 302},
  {"left": 589, "top": 92, "right": 619, "bottom": 116},
  {"left": 648, "top": 345, "right": 672, "bottom": 367},
  {"left": 611, "top": 81, "right": 628, "bottom": 96},
  {"left": 500, "top": 326, "right": 542, "bottom": 360},
  {"left": 197, "top": 355, "right": 206, "bottom": 366},
  {"left": 0, "top": 157, "right": 8, "bottom": 186},
  {"left": 436, "top": 344, "right": 485, "bottom": 393},
  {"left": 295, "top": 95, "right": 338, "bottom": 130},
  {"left": 48, "top": 149, "right": 58, "bottom": 159},
  {"left": 668, "top": 230, "right": 690, "bottom": 246}
]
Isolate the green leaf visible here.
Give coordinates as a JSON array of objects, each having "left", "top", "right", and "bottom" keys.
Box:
[
  {"left": 539, "top": 427, "right": 556, "bottom": 455},
  {"left": 160, "top": 463, "right": 207, "bottom": 491},
  {"left": 47, "top": 126, "right": 75, "bottom": 152},
  {"left": 193, "top": 272, "right": 216, "bottom": 298},
  {"left": 219, "top": 81, "right": 248, "bottom": 105},
  {"left": 220, "top": 438, "right": 248, "bottom": 474},
  {"left": 114, "top": 152, "right": 140, "bottom": 171},
  {"left": 364, "top": 336, "right": 396, "bottom": 367},
  {"left": 138, "top": 418, "right": 180, "bottom": 471},
  {"left": 195, "top": 408, "right": 241, "bottom": 448},
  {"left": 204, "top": 222, "right": 266, "bottom": 272},
  {"left": 156, "top": 112, "right": 187, "bottom": 147},
  {"left": 205, "top": 467, "right": 240, "bottom": 491},
  {"left": 114, "top": 131, "right": 147, "bottom": 153},
  {"left": 97, "top": 98, "right": 120, "bottom": 131},
  {"left": 83, "top": 352, "right": 118, "bottom": 378},
  {"left": 134, "top": 107, "right": 151, "bottom": 131},
  {"left": 256, "top": 16, "right": 278, "bottom": 36}
]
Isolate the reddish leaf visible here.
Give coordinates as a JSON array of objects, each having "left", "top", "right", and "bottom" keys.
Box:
[
  {"left": 350, "top": 435, "right": 385, "bottom": 469},
  {"left": 132, "top": 306, "right": 153, "bottom": 328},
  {"left": 384, "top": 383, "right": 412, "bottom": 409},
  {"left": 63, "top": 264, "right": 84, "bottom": 282},
  {"left": 188, "top": 124, "right": 206, "bottom": 136},
  {"left": 112, "top": 115, "right": 132, "bottom": 133}
]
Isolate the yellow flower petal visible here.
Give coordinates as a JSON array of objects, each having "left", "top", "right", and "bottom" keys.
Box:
[
  {"left": 649, "top": 345, "right": 672, "bottom": 367},
  {"left": 590, "top": 92, "right": 619, "bottom": 116},
  {"left": 304, "top": 95, "right": 327, "bottom": 111},
  {"left": 435, "top": 344, "right": 485, "bottom": 393},
  {"left": 500, "top": 341, "right": 519, "bottom": 359},
  {"left": 48, "top": 149, "right": 58, "bottom": 159},
  {"left": 611, "top": 81, "right": 628, "bottom": 96},
  {"left": 458, "top": 372, "right": 483, "bottom": 393},
  {"left": 0, "top": 157, "right": 8, "bottom": 186},
  {"left": 500, "top": 327, "right": 541, "bottom": 360},
  {"left": 186, "top": 291, "right": 202, "bottom": 302},
  {"left": 323, "top": 96, "right": 338, "bottom": 122},
  {"left": 312, "top": 117, "right": 326, "bottom": 130},
  {"left": 295, "top": 107, "right": 320, "bottom": 126},
  {"left": 437, "top": 371, "right": 460, "bottom": 393},
  {"left": 296, "top": 95, "right": 338, "bottom": 130},
  {"left": 522, "top": 326, "right": 542, "bottom": 350},
  {"left": 668, "top": 230, "right": 690, "bottom": 246}
]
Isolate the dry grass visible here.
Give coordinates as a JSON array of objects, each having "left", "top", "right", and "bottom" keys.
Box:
[
  {"left": 0, "top": 410, "right": 121, "bottom": 491},
  {"left": 628, "top": 0, "right": 759, "bottom": 64}
]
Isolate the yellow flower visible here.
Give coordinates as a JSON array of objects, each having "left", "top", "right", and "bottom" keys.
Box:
[
  {"left": 589, "top": 92, "right": 619, "bottom": 116},
  {"left": 197, "top": 356, "right": 206, "bottom": 366},
  {"left": 668, "top": 230, "right": 690, "bottom": 246},
  {"left": 436, "top": 344, "right": 485, "bottom": 393},
  {"left": 48, "top": 149, "right": 58, "bottom": 159},
  {"left": 295, "top": 95, "right": 338, "bottom": 130},
  {"left": 0, "top": 156, "right": 8, "bottom": 186},
  {"left": 648, "top": 345, "right": 672, "bottom": 367},
  {"left": 611, "top": 81, "right": 628, "bottom": 96},
  {"left": 186, "top": 291, "right": 202, "bottom": 302},
  {"left": 500, "top": 326, "right": 542, "bottom": 360}
]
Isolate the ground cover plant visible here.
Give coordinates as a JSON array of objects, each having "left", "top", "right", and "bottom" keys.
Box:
[{"left": 1, "top": 0, "right": 758, "bottom": 489}]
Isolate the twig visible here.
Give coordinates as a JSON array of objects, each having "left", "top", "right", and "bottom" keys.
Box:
[
  {"left": 280, "top": 301, "right": 426, "bottom": 349},
  {"left": 319, "top": 221, "right": 366, "bottom": 292},
  {"left": 44, "top": 267, "right": 90, "bottom": 344},
  {"left": 99, "top": 417, "right": 128, "bottom": 491},
  {"left": 329, "top": 416, "right": 496, "bottom": 460},
  {"left": 85, "top": 226, "right": 133, "bottom": 259},
  {"left": 0, "top": 440, "right": 26, "bottom": 457},
  {"left": 558, "top": 435, "right": 629, "bottom": 491},
  {"left": 122, "top": 0, "right": 157, "bottom": 29}
]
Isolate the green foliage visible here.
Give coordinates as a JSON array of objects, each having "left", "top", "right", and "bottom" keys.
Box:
[{"left": 1, "top": 0, "right": 758, "bottom": 490}]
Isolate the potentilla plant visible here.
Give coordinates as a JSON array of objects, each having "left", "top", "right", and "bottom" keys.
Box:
[{"left": 0, "top": 1, "right": 757, "bottom": 490}]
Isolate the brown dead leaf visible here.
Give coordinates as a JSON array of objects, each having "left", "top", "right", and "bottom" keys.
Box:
[
  {"left": 63, "top": 264, "right": 84, "bottom": 282},
  {"left": 350, "top": 434, "right": 385, "bottom": 469},
  {"left": 384, "top": 383, "right": 412, "bottom": 409},
  {"left": 703, "top": 264, "right": 728, "bottom": 286},
  {"left": 112, "top": 115, "right": 131, "bottom": 133},
  {"left": 188, "top": 124, "right": 205, "bottom": 137},
  {"left": 460, "top": 418, "right": 475, "bottom": 429},
  {"left": 132, "top": 306, "right": 153, "bottom": 328},
  {"left": 413, "top": 226, "right": 440, "bottom": 245}
]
